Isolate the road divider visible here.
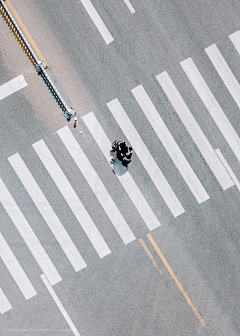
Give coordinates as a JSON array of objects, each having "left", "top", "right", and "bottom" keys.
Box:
[{"left": 0, "top": 0, "right": 75, "bottom": 121}]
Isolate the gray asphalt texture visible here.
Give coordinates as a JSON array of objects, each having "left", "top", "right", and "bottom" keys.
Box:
[{"left": 1, "top": 0, "right": 240, "bottom": 335}]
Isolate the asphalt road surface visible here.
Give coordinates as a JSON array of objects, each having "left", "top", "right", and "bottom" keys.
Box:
[{"left": 1, "top": 0, "right": 240, "bottom": 335}]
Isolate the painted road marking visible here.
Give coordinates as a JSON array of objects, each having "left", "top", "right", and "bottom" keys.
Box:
[
  {"left": 5, "top": 0, "right": 48, "bottom": 66},
  {"left": 138, "top": 238, "right": 167, "bottom": 283},
  {"left": 79, "top": 0, "right": 114, "bottom": 44},
  {"left": 156, "top": 71, "right": 234, "bottom": 191},
  {"left": 147, "top": 233, "right": 205, "bottom": 327},
  {"left": 132, "top": 85, "right": 209, "bottom": 204},
  {"left": 0, "top": 177, "right": 62, "bottom": 286},
  {"left": 181, "top": 57, "right": 240, "bottom": 165},
  {"left": 41, "top": 274, "right": 81, "bottom": 336},
  {"left": 229, "top": 30, "right": 240, "bottom": 56},
  {"left": 0, "top": 74, "right": 27, "bottom": 101},
  {"left": 57, "top": 126, "right": 135, "bottom": 245},
  {"left": 33, "top": 139, "right": 111, "bottom": 258},
  {"left": 122, "top": 0, "right": 135, "bottom": 14},
  {"left": 82, "top": 112, "right": 161, "bottom": 231},
  {"left": 215, "top": 148, "right": 240, "bottom": 192},
  {"left": 8, "top": 153, "right": 87, "bottom": 272},
  {"left": 205, "top": 44, "right": 240, "bottom": 109},
  {"left": 107, "top": 98, "right": 185, "bottom": 217},
  {"left": 0, "top": 232, "right": 37, "bottom": 300},
  {"left": 0, "top": 289, "right": 12, "bottom": 314}
]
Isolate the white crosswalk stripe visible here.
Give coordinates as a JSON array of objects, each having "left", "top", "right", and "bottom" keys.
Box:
[
  {"left": 32, "top": 139, "right": 111, "bottom": 259},
  {"left": 0, "top": 232, "right": 37, "bottom": 300},
  {"left": 0, "top": 74, "right": 27, "bottom": 101},
  {"left": 181, "top": 57, "right": 240, "bottom": 165},
  {"left": 0, "top": 289, "right": 12, "bottom": 314},
  {"left": 79, "top": 0, "right": 114, "bottom": 44},
  {"left": 0, "top": 177, "right": 62, "bottom": 286},
  {"left": 7, "top": 153, "right": 87, "bottom": 272},
  {"left": 57, "top": 126, "right": 136, "bottom": 245},
  {"left": 156, "top": 71, "right": 234, "bottom": 191},
  {"left": 82, "top": 112, "right": 161, "bottom": 230},
  {"left": 205, "top": 44, "right": 240, "bottom": 109},
  {"left": 131, "top": 84, "right": 209, "bottom": 204},
  {"left": 107, "top": 98, "right": 185, "bottom": 217},
  {"left": 229, "top": 30, "right": 240, "bottom": 55}
]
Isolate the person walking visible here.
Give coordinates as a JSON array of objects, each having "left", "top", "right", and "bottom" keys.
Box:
[
  {"left": 110, "top": 140, "right": 128, "bottom": 164},
  {"left": 122, "top": 147, "right": 134, "bottom": 170}
]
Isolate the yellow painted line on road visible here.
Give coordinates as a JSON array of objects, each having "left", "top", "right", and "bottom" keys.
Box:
[
  {"left": 5, "top": 0, "right": 48, "bottom": 66},
  {"left": 147, "top": 233, "right": 205, "bottom": 327},
  {"left": 139, "top": 238, "right": 168, "bottom": 284}
]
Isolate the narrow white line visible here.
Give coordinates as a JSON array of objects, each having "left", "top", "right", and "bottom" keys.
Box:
[
  {"left": 0, "top": 289, "right": 12, "bottom": 314},
  {"left": 107, "top": 98, "right": 185, "bottom": 217},
  {"left": 229, "top": 31, "right": 240, "bottom": 55},
  {"left": 57, "top": 126, "right": 135, "bottom": 245},
  {"left": 8, "top": 153, "right": 87, "bottom": 272},
  {"left": 41, "top": 274, "right": 81, "bottom": 336},
  {"left": 82, "top": 111, "right": 161, "bottom": 230},
  {"left": 0, "top": 75, "right": 27, "bottom": 101},
  {"left": 32, "top": 140, "right": 111, "bottom": 258},
  {"left": 132, "top": 85, "right": 209, "bottom": 204},
  {"left": 205, "top": 44, "right": 240, "bottom": 109},
  {"left": 122, "top": 0, "right": 135, "bottom": 14},
  {"left": 79, "top": 0, "right": 114, "bottom": 44},
  {"left": 0, "top": 233, "right": 37, "bottom": 300},
  {"left": 215, "top": 149, "right": 240, "bottom": 192},
  {"left": 156, "top": 71, "right": 234, "bottom": 190},
  {"left": 0, "top": 177, "right": 62, "bottom": 286},
  {"left": 181, "top": 57, "right": 240, "bottom": 165}
]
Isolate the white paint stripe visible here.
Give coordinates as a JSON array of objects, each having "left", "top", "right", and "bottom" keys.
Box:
[
  {"left": 205, "top": 44, "right": 240, "bottom": 109},
  {"left": 229, "top": 31, "right": 240, "bottom": 55},
  {"left": 215, "top": 148, "right": 240, "bottom": 192},
  {"left": 0, "top": 233, "right": 37, "bottom": 300},
  {"left": 41, "top": 274, "right": 81, "bottom": 336},
  {"left": 0, "top": 75, "right": 27, "bottom": 101},
  {"left": 57, "top": 126, "right": 135, "bottom": 245},
  {"left": 156, "top": 71, "right": 234, "bottom": 190},
  {"left": 8, "top": 153, "right": 86, "bottom": 272},
  {"left": 181, "top": 57, "right": 240, "bottom": 165},
  {"left": 122, "top": 0, "right": 135, "bottom": 14},
  {"left": 0, "top": 177, "right": 62, "bottom": 286},
  {"left": 82, "top": 111, "right": 161, "bottom": 230},
  {"left": 0, "top": 289, "right": 12, "bottom": 314},
  {"left": 79, "top": 0, "right": 114, "bottom": 44},
  {"left": 32, "top": 140, "right": 111, "bottom": 258},
  {"left": 107, "top": 98, "right": 185, "bottom": 217},
  {"left": 132, "top": 85, "right": 209, "bottom": 204}
]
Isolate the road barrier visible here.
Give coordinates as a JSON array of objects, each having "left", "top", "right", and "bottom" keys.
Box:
[{"left": 0, "top": 0, "right": 76, "bottom": 120}]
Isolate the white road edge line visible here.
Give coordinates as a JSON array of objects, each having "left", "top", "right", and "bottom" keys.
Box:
[
  {"left": 0, "top": 74, "right": 27, "bottom": 101},
  {"left": 0, "top": 289, "right": 12, "bottom": 314},
  {"left": 79, "top": 0, "right": 114, "bottom": 44},
  {"left": 215, "top": 149, "right": 240, "bottom": 192},
  {"left": 41, "top": 274, "right": 81, "bottom": 336},
  {"left": 122, "top": 0, "right": 135, "bottom": 14}
]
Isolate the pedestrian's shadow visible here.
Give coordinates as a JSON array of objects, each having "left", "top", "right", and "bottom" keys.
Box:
[{"left": 110, "top": 151, "right": 127, "bottom": 176}]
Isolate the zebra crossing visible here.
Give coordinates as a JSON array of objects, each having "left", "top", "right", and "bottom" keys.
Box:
[{"left": 2, "top": 30, "right": 240, "bottom": 315}]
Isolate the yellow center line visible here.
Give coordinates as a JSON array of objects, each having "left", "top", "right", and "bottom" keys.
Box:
[
  {"left": 147, "top": 233, "right": 205, "bottom": 327},
  {"left": 5, "top": 0, "right": 49, "bottom": 66},
  {"left": 139, "top": 238, "right": 168, "bottom": 284}
]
